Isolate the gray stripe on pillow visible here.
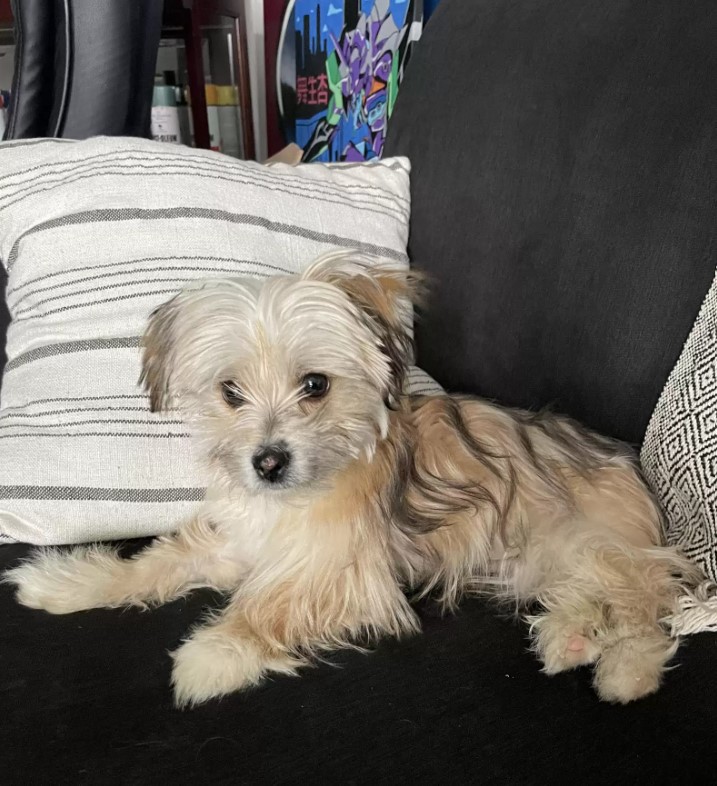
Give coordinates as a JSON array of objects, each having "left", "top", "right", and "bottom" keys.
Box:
[
  {"left": 12, "top": 267, "right": 251, "bottom": 311},
  {"left": 14, "top": 276, "right": 245, "bottom": 317},
  {"left": 6, "top": 208, "right": 408, "bottom": 272},
  {"left": 3, "top": 394, "right": 148, "bottom": 409},
  {"left": 0, "top": 431, "right": 191, "bottom": 439},
  {"left": 0, "top": 485, "right": 204, "bottom": 502},
  {"left": 5, "top": 337, "right": 142, "bottom": 372},
  {"left": 0, "top": 418, "right": 184, "bottom": 430},
  {"left": 0, "top": 139, "right": 75, "bottom": 149},
  {"left": 3, "top": 149, "right": 409, "bottom": 205},
  {"left": 15, "top": 288, "right": 188, "bottom": 322},
  {"left": 1, "top": 167, "right": 408, "bottom": 222},
  {"left": 0, "top": 406, "right": 160, "bottom": 420},
  {"left": 9, "top": 255, "right": 288, "bottom": 299}
]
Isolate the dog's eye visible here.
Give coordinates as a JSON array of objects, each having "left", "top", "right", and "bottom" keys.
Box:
[
  {"left": 301, "top": 373, "right": 330, "bottom": 399},
  {"left": 220, "top": 381, "right": 245, "bottom": 408}
]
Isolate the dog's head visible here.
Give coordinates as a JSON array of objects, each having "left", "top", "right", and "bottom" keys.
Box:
[{"left": 140, "top": 252, "right": 422, "bottom": 494}]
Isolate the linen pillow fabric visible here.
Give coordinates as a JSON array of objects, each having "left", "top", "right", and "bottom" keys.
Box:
[{"left": 0, "top": 137, "right": 431, "bottom": 545}]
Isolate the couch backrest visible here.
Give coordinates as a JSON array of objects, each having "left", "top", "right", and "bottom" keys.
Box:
[{"left": 385, "top": 0, "right": 717, "bottom": 444}]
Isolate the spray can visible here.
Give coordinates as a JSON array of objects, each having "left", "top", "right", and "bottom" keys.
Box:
[{"left": 151, "top": 85, "right": 182, "bottom": 144}]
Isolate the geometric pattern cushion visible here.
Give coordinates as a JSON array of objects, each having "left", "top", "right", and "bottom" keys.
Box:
[
  {"left": 642, "top": 268, "right": 717, "bottom": 634},
  {"left": 641, "top": 268, "right": 717, "bottom": 581}
]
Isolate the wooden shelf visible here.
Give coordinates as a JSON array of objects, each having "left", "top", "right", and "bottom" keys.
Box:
[
  {"left": 0, "top": 0, "right": 13, "bottom": 28},
  {"left": 161, "top": 0, "right": 255, "bottom": 159}
]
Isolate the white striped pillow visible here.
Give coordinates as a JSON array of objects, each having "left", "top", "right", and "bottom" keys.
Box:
[{"left": 0, "top": 136, "right": 440, "bottom": 545}]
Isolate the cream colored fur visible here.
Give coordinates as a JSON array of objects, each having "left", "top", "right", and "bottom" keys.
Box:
[{"left": 5, "top": 251, "right": 699, "bottom": 707}]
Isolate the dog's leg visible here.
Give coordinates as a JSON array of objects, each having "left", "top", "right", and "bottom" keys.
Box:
[
  {"left": 4, "top": 517, "right": 241, "bottom": 614},
  {"left": 170, "top": 600, "right": 302, "bottom": 707},
  {"left": 525, "top": 540, "right": 683, "bottom": 703},
  {"left": 586, "top": 547, "right": 682, "bottom": 704},
  {"left": 170, "top": 573, "right": 419, "bottom": 707}
]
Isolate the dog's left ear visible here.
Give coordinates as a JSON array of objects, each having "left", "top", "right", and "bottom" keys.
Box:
[
  {"left": 311, "top": 259, "right": 426, "bottom": 406},
  {"left": 140, "top": 295, "right": 183, "bottom": 413}
]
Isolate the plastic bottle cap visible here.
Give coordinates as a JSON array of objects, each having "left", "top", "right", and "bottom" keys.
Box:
[{"left": 152, "top": 85, "right": 177, "bottom": 107}]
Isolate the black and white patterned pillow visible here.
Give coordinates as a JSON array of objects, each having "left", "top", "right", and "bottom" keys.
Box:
[
  {"left": 641, "top": 268, "right": 717, "bottom": 633},
  {"left": 0, "top": 137, "right": 440, "bottom": 545}
]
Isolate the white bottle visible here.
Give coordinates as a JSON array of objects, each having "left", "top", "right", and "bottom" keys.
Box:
[{"left": 151, "top": 86, "right": 182, "bottom": 144}]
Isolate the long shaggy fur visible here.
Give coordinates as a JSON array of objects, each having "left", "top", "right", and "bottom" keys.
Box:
[{"left": 5, "top": 251, "right": 700, "bottom": 707}]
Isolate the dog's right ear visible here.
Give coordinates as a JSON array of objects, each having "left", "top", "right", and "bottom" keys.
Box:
[
  {"left": 305, "top": 253, "right": 426, "bottom": 407},
  {"left": 140, "top": 296, "right": 182, "bottom": 413}
]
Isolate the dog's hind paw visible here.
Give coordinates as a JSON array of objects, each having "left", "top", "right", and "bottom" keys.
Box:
[
  {"left": 170, "top": 627, "right": 299, "bottom": 708},
  {"left": 593, "top": 636, "right": 676, "bottom": 704},
  {"left": 538, "top": 631, "right": 603, "bottom": 674},
  {"left": 528, "top": 610, "right": 603, "bottom": 674}
]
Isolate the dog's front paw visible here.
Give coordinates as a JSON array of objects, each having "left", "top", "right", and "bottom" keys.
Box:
[
  {"left": 171, "top": 627, "right": 298, "bottom": 707},
  {"left": 3, "top": 546, "right": 120, "bottom": 614}
]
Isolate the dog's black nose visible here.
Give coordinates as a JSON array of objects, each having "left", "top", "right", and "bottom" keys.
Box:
[{"left": 252, "top": 445, "right": 291, "bottom": 483}]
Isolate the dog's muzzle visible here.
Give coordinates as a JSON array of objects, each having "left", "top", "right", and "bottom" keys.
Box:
[{"left": 252, "top": 444, "right": 291, "bottom": 484}]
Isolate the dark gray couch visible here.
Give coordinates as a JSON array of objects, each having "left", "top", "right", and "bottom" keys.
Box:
[{"left": 2, "top": 1, "right": 716, "bottom": 783}]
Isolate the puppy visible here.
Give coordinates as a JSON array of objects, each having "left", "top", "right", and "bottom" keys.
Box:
[{"left": 6, "top": 251, "right": 696, "bottom": 707}]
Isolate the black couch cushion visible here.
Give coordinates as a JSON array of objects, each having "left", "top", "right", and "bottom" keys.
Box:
[
  {"left": 2, "top": 541, "right": 717, "bottom": 785},
  {"left": 385, "top": 0, "right": 717, "bottom": 445}
]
